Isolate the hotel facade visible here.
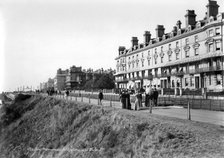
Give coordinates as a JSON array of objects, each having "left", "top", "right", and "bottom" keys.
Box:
[{"left": 115, "top": 1, "right": 224, "bottom": 94}]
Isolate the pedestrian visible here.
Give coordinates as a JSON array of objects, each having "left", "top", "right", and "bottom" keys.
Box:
[
  {"left": 98, "top": 90, "right": 103, "bottom": 105},
  {"left": 145, "top": 84, "right": 152, "bottom": 107},
  {"left": 153, "top": 86, "right": 159, "bottom": 106},
  {"left": 126, "top": 90, "right": 132, "bottom": 110},
  {"left": 66, "top": 90, "right": 69, "bottom": 99},
  {"left": 120, "top": 90, "right": 126, "bottom": 109},
  {"left": 134, "top": 90, "right": 142, "bottom": 110}
]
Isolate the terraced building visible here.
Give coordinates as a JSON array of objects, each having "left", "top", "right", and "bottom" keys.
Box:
[{"left": 115, "top": 0, "right": 224, "bottom": 95}]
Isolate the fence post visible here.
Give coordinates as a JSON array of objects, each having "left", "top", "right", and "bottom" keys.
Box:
[
  {"left": 187, "top": 101, "right": 191, "bottom": 120},
  {"left": 200, "top": 98, "right": 202, "bottom": 109},
  {"left": 110, "top": 95, "right": 112, "bottom": 107},
  {"left": 210, "top": 99, "right": 212, "bottom": 110},
  {"left": 149, "top": 100, "right": 152, "bottom": 114}
]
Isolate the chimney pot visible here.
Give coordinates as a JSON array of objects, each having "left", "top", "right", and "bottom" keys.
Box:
[
  {"left": 131, "top": 37, "right": 138, "bottom": 47},
  {"left": 155, "top": 25, "right": 165, "bottom": 38},
  {"left": 206, "top": 0, "right": 219, "bottom": 20},
  {"left": 185, "top": 10, "right": 196, "bottom": 27},
  {"left": 143, "top": 31, "right": 151, "bottom": 45}
]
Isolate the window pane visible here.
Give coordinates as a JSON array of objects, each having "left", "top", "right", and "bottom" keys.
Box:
[
  {"left": 215, "top": 28, "right": 220, "bottom": 35},
  {"left": 195, "top": 48, "right": 199, "bottom": 55},
  {"left": 216, "top": 41, "right": 221, "bottom": 50},
  {"left": 209, "top": 44, "right": 213, "bottom": 52}
]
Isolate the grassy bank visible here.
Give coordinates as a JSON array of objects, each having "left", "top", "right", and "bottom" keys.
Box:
[{"left": 0, "top": 94, "right": 224, "bottom": 158}]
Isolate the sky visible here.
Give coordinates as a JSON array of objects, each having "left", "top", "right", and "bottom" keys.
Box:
[{"left": 0, "top": 0, "right": 223, "bottom": 91}]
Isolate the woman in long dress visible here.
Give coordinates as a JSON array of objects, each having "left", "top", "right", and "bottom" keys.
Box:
[{"left": 134, "top": 90, "right": 142, "bottom": 110}]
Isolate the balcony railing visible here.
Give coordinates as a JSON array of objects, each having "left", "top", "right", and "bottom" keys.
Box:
[
  {"left": 170, "top": 66, "right": 224, "bottom": 76},
  {"left": 115, "top": 78, "right": 129, "bottom": 82},
  {"left": 116, "top": 66, "right": 223, "bottom": 82}
]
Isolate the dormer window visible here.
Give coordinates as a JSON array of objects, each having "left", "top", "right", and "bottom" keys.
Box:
[
  {"left": 196, "top": 21, "right": 201, "bottom": 28},
  {"left": 162, "top": 34, "right": 166, "bottom": 40},
  {"left": 170, "top": 32, "right": 174, "bottom": 38},
  {"left": 177, "top": 29, "right": 182, "bottom": 35},
  {"left": 187, "top": 25, "right": 192, "bottom": 32},
  {"left": 209, "top": 16, "right": 214, "bottom": 22}
]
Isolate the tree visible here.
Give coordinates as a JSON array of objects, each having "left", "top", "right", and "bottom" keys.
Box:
[
  {"left": 95, "top": 74, "right": 115, "bottom": 89},
  {"left": 83, "top": 79, "right": 95, "bottom": 89}
]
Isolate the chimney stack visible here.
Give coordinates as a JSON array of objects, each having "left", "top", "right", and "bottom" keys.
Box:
[
  {"left": 185, "top": 10, "right": 196, "bottom": 27},
  {"left": 118, "top": 46, "right": 126, "bottom": 55},
  {"left": 131, "top": 37, "right": 138, "bottom": 47},
  {"left": 155, "top": 25, "right": 165, "bottom": 38},
  {"left": 206, "top": 0, "right": 219, "bottom": 20},
  {"left": 143, "top": 31, "right": 151, "bottom": 45}
]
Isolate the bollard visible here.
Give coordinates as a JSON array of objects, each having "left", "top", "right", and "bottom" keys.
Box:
[
  {"left": 89, "top": 94, "right": 91, "bottom": 103},
  {"left": 187, "top": 101, "right": 191, "bottom": 120},
  {"left": 76, "top": 95, "right": 77, "bottom": 101},
  {"left": 98, "top": 99, "right": 100, "bottom": 105},
  {"left": 70, "top": 96, "right": 72, "bottom": 101},
  {"left": 81, "top": 96, "right": 83, "bottom": 102}
]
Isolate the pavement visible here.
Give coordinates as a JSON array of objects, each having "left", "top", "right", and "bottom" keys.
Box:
[{"left": 52, "top": 94, "right": 224, "bottom": 126}]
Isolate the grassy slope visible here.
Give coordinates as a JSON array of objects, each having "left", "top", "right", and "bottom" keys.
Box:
[{"left": 0, "top": 94, "right": 224, "bottom": 158}]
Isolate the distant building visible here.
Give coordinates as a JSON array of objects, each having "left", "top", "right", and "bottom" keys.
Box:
[
  {"left": 40, "top": 82, "right": 47, "bottom": 91},
  {"left": 51, "top": 66, "right": 115, "bottom": 90},
  {"left": 115, "top": 0, "right": 224, "bottom": 93},
  {"left": 65, "top": 66, "right": 84, "bottom": 90},
  {"left": 47, "top": 78, "right": 54, "bottom": 89},
  {"left": 55, "top": 68, "right": 68, "bottom": 91}
]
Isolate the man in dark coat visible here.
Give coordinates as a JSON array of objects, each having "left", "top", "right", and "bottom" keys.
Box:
[
  {"left": 120, "top": 90, "right": 126, "bottom": 109},
  {"left": 98, "top": 90, "right": 104, "bottom": 105},
  {"left": 153, "top": 86, "right": 159, "bottom": 106}
]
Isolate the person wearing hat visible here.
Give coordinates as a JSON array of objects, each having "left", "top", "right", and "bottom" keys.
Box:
[
  {"left": 120, "top": 89, "right": 126, "bottom": 109},
  {"left": 145, "top": 84, "right": 152, "bottom": 107},
  {"left": 134, "top": 89, "right": 142, "bottom": 110}
]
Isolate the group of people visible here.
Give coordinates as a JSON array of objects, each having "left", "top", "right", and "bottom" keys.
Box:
[
  {"left": 119, "top": 89, "right": 132, "bottom": 109},
  {"left": 119, "top": 85, "right": 159, "bottom": 111}
]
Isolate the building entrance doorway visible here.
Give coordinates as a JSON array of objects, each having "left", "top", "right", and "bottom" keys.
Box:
[{"left": 195, "top": 76, "right": 200, "bottom": 89}]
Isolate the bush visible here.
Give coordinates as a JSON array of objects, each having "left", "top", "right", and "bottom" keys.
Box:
[{"left": 0, "top": 94, "right": 34, "bottom": 126}]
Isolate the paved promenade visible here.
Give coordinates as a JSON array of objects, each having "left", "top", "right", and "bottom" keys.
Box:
[{"left": 54, "top": 95, "right": 224, "bottom": 126}]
